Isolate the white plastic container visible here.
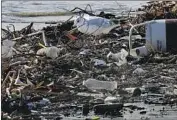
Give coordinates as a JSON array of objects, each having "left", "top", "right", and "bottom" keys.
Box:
[
  {"left": 146, "top": 19, "right": 177, "bottom": 52},
  {"left": 130, "top": 46, "right": 149, "bottom": 57},
  {"left": 129, "top": 19, "right": 177, "bottom": 56}
]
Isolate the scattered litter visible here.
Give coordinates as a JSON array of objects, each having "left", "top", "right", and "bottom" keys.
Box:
[
  {"left": 1, "top": 1, "right": 177, "bottom": 120},
  {"left": 39, "top": 98, "right": 51, "bottom": 106},
  {"left": 107, "top": 49, "right": 128, "bottom": 66},
  {"left": 2, "top": 40, "right": 16, "bottom": 58},
  {"left": 104, "top": 96, "right": 120, "bottom": 104},
  {"left": 79, "top": 49, "right": 91, "bottom": 55},
  {"left": 129, "top": 19, "right": 177, "bottom": 56},
  {"left": 77, "top": 92, "right": 105, "bottom": 98},
  {"left": 37, "top": 46, "right": 65, "bottom": 59},
  {"left": 93, "top": 59, "right": 107, "bottom": 67}
]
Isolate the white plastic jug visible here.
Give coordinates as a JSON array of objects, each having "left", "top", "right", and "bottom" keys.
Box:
[{"left": 129, "top": 19, "right": 177, "bottom": 56}]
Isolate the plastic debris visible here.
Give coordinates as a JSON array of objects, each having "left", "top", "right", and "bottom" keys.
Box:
[
  {"left": 39, "top": 98, "right": 51, "bottom": 106},
  {"left": 104, "top": 96, "right": 120, "bottom": 104},
  {"left": 1, "top": 1, "right": 177, "bottom": 119},
  {"left": 77, "top": 92, "right": 105, "bottom": 98},
  {"left": 37, "top": 46, "right": 65, "bottom": 59},
  {"left": 83, "top": 79, "right": 117, "bottom": 91},
  {"left": 93, "top": 59, "right": 107, "bottom": 67},
  {"left": 2, "top": 40, "right": 16, "bottom": 58},
  {"left": 107, "top": 49, "right": 128, "bottom": 66},
  {"left": 130, "top": 46, "right": 149, "bottom": 57},
  {"left": 79, "top": 49, "right": 91, "bottom": 55},
  {"left": 129, "top": 19, "right": 177, "bottom": 56}
]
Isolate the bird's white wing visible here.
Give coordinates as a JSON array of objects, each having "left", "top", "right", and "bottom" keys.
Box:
[
  {"left": 87, "top": 15, "right": 120, "bottom": 34},
  {"left": 75, "top": 14, "right": 120, "bottom": 35},
  {"left": 87, "top": 16, "right": 110, "bottom": 27}
]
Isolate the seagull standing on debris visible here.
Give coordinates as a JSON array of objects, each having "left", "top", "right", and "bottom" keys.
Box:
[{"left": 73, "top": 14, "right": 120, "bottom": 36}]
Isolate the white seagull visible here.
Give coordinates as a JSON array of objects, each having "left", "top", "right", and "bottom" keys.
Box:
[{"left": 73, "top": 14, "right": 120, "bottom": 36}]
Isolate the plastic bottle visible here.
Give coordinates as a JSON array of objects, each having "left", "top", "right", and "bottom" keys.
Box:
[
  {"left": 129, "top": 19, "right": 177, "bottom": 56},
  {"left": 83, "top": 79, "right": 117, "bottom": 91}
]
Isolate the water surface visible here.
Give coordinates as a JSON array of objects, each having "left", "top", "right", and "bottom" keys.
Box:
[{"left": 2, "top": 1, "right": 147, "bottom": 23}]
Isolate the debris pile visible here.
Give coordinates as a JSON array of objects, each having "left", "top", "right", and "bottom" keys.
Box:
[
  {"left": 135, "top": 1, "right": 177, "bottom": 23},
  {"left": 1, "top": 1, "right": 177, "bottom": 120}
]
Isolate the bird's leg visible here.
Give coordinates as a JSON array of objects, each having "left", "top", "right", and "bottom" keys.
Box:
[
  {"left": 98, "top": 34, "right": 105, "bottom": 45},
  {"left": 93, "top": 36, "right": 98, "bottom": 45},
  {"left": 93, "top": 34, "right": 103, "bottom": 45},
  {"left": 91, "top": 36, "right": 98, "bottom": 50}
]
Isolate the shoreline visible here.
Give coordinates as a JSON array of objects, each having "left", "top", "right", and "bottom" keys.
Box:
[{"left": 2, "top": 1, "right": 177, "bottom": 120}]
